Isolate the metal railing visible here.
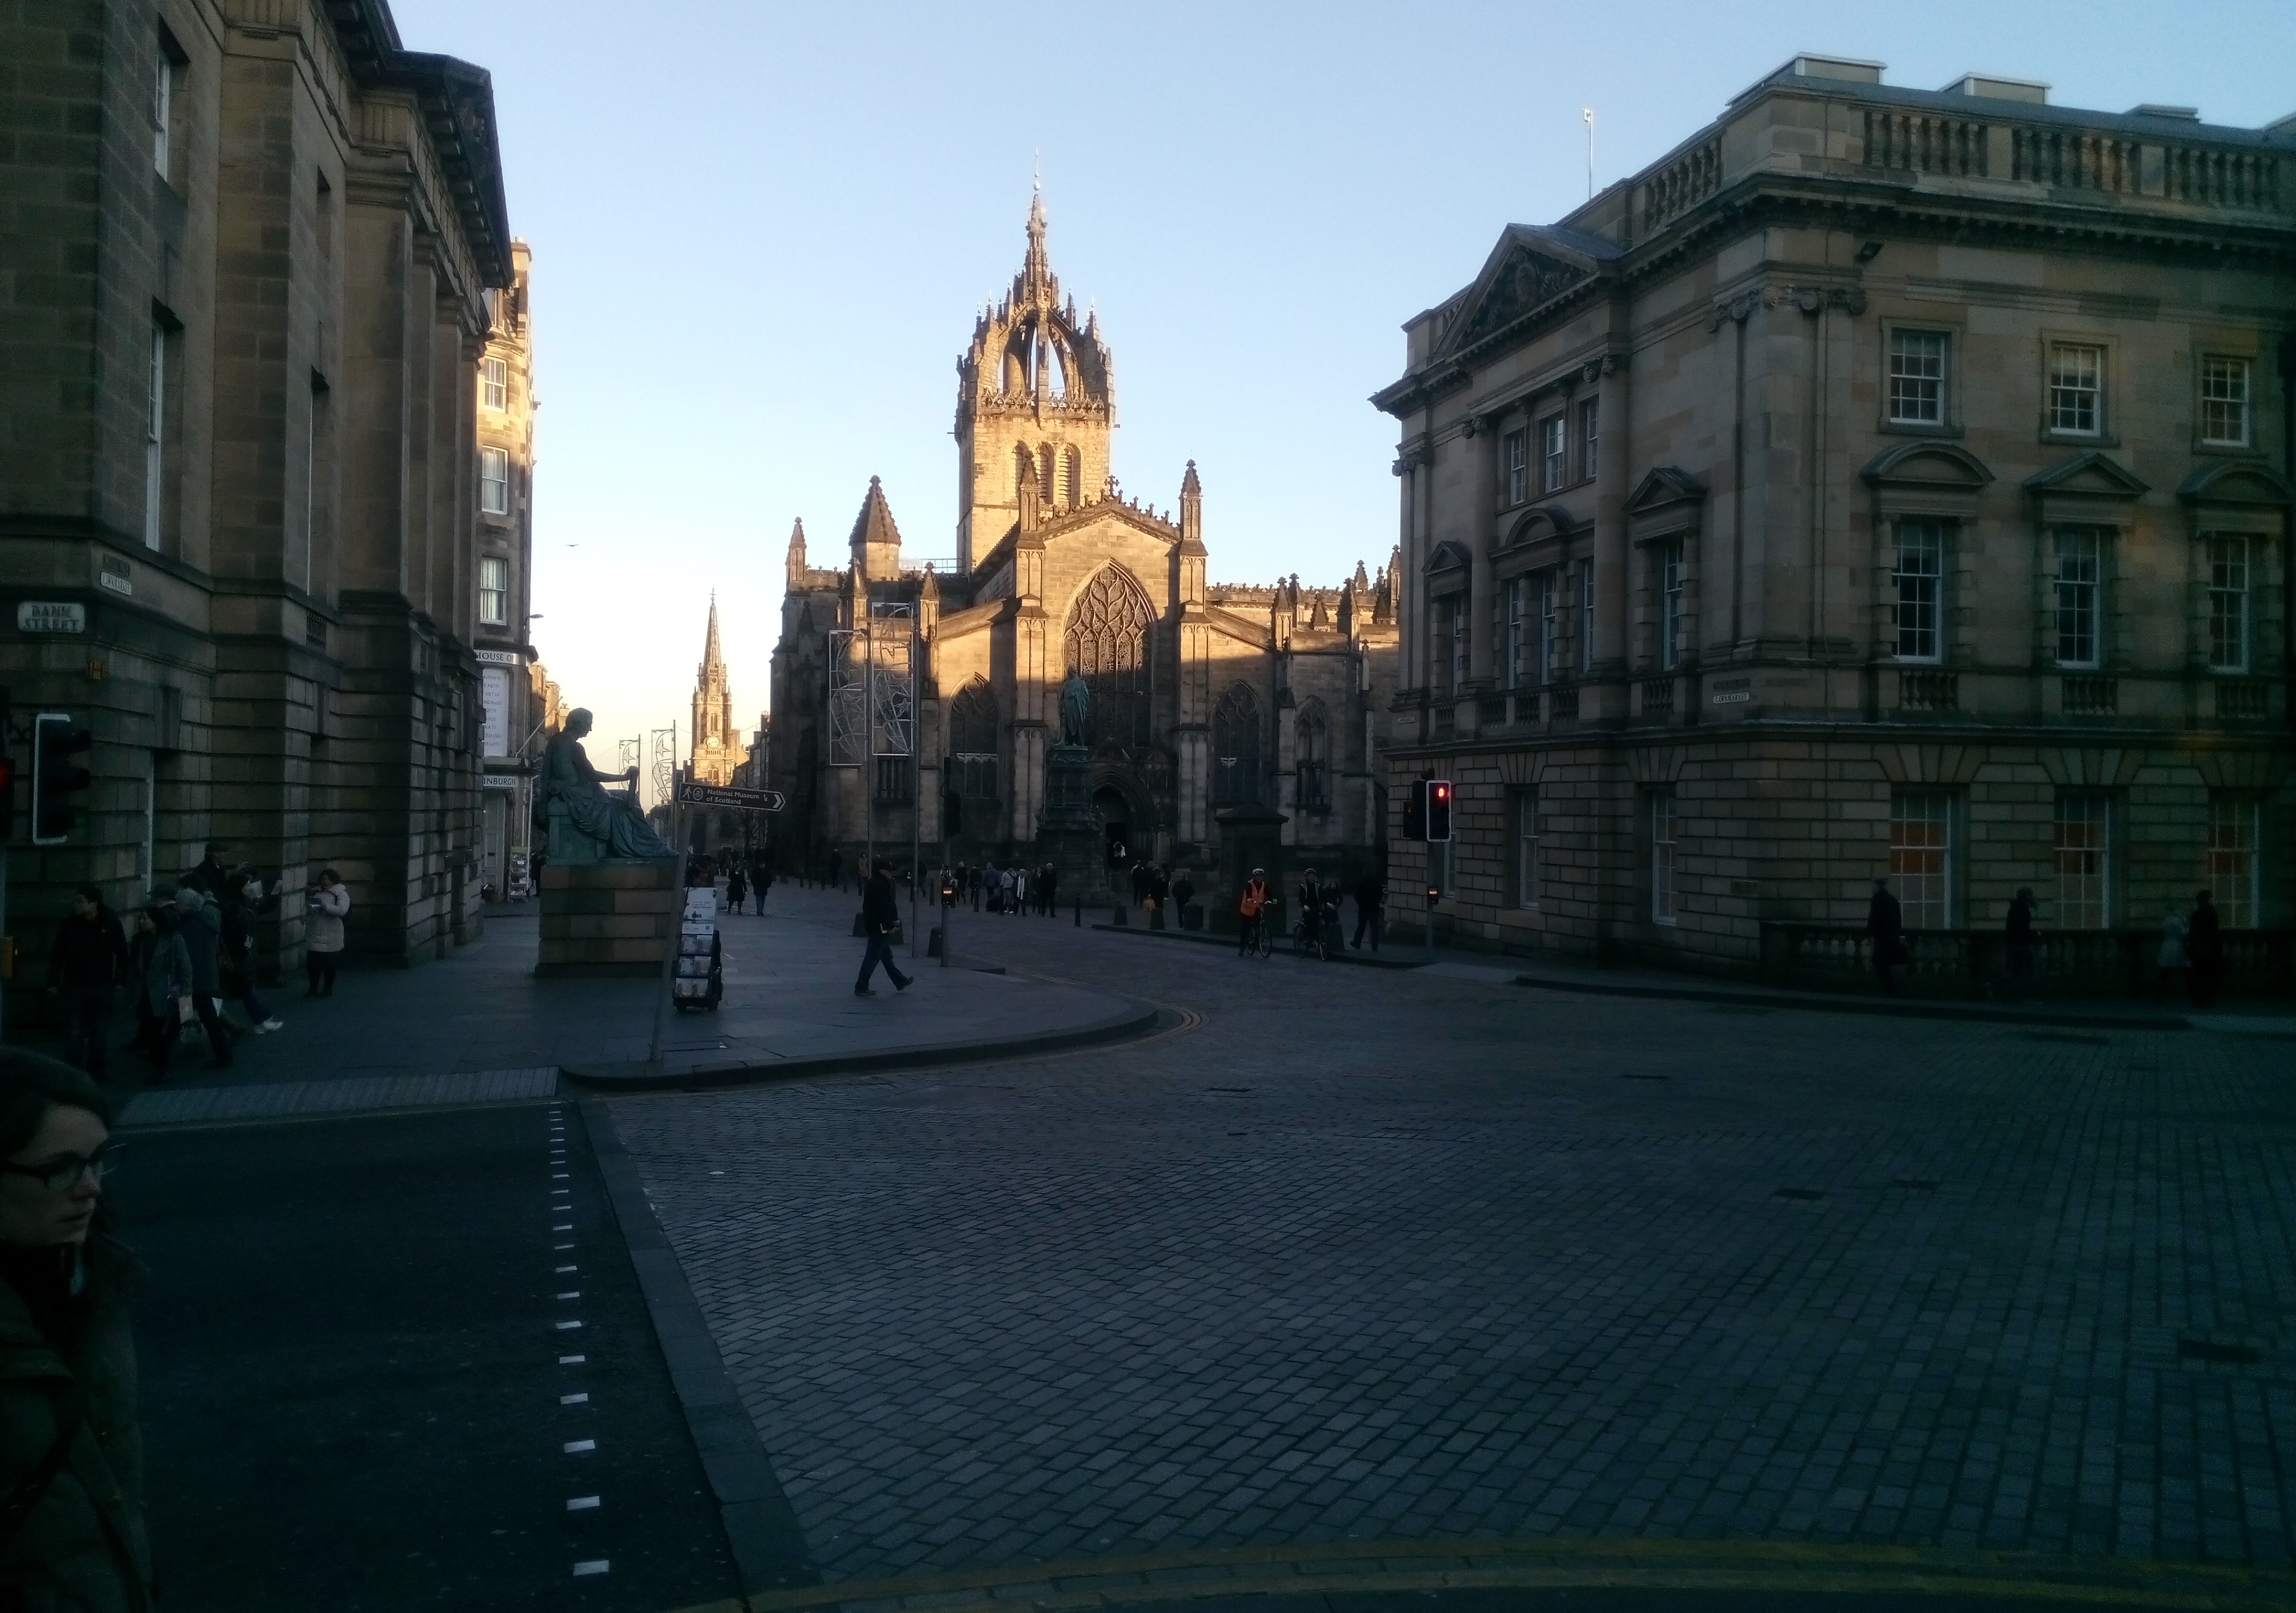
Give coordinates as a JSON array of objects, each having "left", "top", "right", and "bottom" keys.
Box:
[{"left": 1759, "top": 923, "right": 2294, "bottom": 1001}]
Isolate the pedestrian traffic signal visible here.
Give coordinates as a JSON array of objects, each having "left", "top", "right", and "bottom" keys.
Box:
[
  {"left": 1403, "top": 772, "right": 1429, "bottom": 839},
  {"left": 1426, "top": 779, "right": 1453, "bottom": 843},
  {"left": 31, "top": 713, "right": 93, "bottom": 846}
]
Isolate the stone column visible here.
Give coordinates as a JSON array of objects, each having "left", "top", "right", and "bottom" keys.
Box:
[
  {"left": 1466, "top": 419, "right": 1498, "bottom": 686},
  {"left": 1593, "top": 344, "right": 1630, "bottom": 691}
]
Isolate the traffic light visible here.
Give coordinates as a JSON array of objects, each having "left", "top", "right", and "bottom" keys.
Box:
[
  {"left": 0, "top": 689, "right": 12, "bottom": 841},
  {"left": 1402, "top": 772, "right": 1429, "bottom": 839},
  {"left": 1426, "top": 779, "right": 1453, "bottom": 843},
  {"left": 31, "top": 713, "right": 93, "bottom": 846}
]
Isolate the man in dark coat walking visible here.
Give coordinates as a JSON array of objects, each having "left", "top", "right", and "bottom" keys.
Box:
[
  {"left": 854, "top": 859, "right": 913, "bottom": 998},
  {"left": 2187, "top": 890, "right": 2226, "bottom": 1008},
  {"left": 1866, "top": 879, "right": 1905, "bottom": 996},
  {"left": 170, "top": 888, "right": 235, "bottom": 1068},
  {"left": 1351, "top": 868, "right": 1384, "bottom": 952},
  {"left": 2002, "top": 886, "right": 2039, "bottom": 1001},
  {"left": 176, "top": 841, "right": 231, "bottom": 898},
  {"left": 44, "top": 889, "right": 126, "bottom": 1082}
]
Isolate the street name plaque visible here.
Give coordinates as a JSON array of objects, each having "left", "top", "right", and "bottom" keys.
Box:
[{"left": 16, "top": 602, "right": 87, "bottom": 634}]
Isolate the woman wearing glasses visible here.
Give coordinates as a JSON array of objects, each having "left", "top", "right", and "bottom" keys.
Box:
[{"left": 0, "top": 1053, "right": 149, "bottom": 1610}]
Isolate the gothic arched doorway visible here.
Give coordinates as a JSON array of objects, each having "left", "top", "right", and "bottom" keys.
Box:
[{"left": 1094, "top": 785, "right": 1131, "bottom": 870}]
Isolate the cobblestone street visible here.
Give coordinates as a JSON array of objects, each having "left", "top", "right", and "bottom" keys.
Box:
[{"left": 599, "top": 899, "right": 2296, "bottom": 1603}]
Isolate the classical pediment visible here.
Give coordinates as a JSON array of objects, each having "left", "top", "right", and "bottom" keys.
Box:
[
  {"left": 1443, "top": 227, "right": 1612, "bottom": 355},
  {"left": 2177, "top": 460, "right": 2290, "bottom": 507},
  {"left": 1861, "top": 442, "right": 1995, "bottom": 489},
  {"left": 2024, "top": 451, "right": 2149, "bottom": 500},
  {"left": 1423, "top": 540, "right": 1472, "bottom": 574},
  {"left": 1504, "top": 504, "right": 1580, "bottom": 547},
  {"left": 1625, "top": 466, "right": 1707, "bottom": 516}
]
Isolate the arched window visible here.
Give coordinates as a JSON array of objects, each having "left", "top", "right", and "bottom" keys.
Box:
[
  {"left": 1212, "top": 683, "right": 1260, "bottom": 805},
  {"left": 1013, "top": 444, "right": 1035, "bottom": 503},
  {"left": 1061, "top": 446, "right": 1081, "bottom": 508},
  {"left": 1295, "top": 700, "right": 1329, "bottom": 810},
  {"left": 948, "top": 679, "right": 999, "bottom": 799},
  {"left": 1063, "top": 567, "right": 1155, "bottom": 750}
]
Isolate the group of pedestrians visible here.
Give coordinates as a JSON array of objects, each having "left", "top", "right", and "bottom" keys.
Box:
[
  {"left": 1865, "top": 878, "right": 2232, "bottom": 1005},
  {"left": 694, "top": 856, "right": 774, "bottom": 914},
  {"left": 43, "top": 842, "right": 353, "bottom": 1085},
  {"left": 950, "top": 861, "right": 1060, "bottom": 916}
]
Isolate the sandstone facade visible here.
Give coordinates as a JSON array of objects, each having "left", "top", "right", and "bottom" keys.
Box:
[
  {"left": 1374, "top": 57, "right": 2294, "bottom": 972},
  {"left": 1, "top": 0, "right": 517, "bottom": 974}
]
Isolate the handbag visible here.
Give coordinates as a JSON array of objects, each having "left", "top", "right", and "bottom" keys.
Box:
[{"left": 175, "top": 993, "right": 197, "bottom": 1026}]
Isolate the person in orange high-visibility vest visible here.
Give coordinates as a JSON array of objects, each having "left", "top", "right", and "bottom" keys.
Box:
[{"left": 1237, "top": 869, "right": 1270, "bottom": 957}]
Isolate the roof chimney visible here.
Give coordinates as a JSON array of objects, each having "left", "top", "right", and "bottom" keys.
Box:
[{"left": 1943, "top": 73, "right": 2050, "bottom": 105}]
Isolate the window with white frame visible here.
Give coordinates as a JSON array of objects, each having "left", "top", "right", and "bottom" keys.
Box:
[
  {"left": 2200, "top": 356, "right": 2251, "bottom": 446},
  {"left": 482, "top": 356, "right": 508, "bottom": 412},
  {"left": 1658, "top": 539, "right": 1684, "bottom": 670},
  {"left": 2053, "top": 793, "right": 2110, "bottom": 930},
  {"left": 1650, "top": 788, "right": 1678, "bottom": 924},
  {"left": 2206, "top": 796, "right": 2260, "bottom": 928},
  {"left": 1892, "top": 520, "right": 1944, "bottom": 662},
  {"left": 1888, "top": 329, "right": 1948, "bottom": 425},
  {"left": 152, "top": 44, "right": 173, "bottom": 177},
  {"left": 1538, "top": 570, "right": 1558, "bottom": 686},
  {"left": 479, "top": 555, "right": 509, "bottom": 625},
  {"left": 144, "top": 319, "right": 166, "bottom": 549},
  {"left": 1504, "top": 576, "right": 1527, "bottom": 689},
  {"left": 1541, "top": 415, "right": 1566, "bottom": 493},
  {"left": 1889, "top": 789, "right": 1954, "bottom": 929},
  {"left": 479, "top": 446, "right": 511, "bottom": 515},
  {"left": 2053, "top": 528, "right": 2103, "bottom": 668},
  {"left": 1578, "top": 397, "right": 1599, "bottom": 482},
  {"left": 1515, "top": 788, "right": 1539, "bottom": 910},
  {"left": 2047, "top": 343, "right": 2103, "bottom": 435},
  {"left": 1501, "top": 428, "right": 1528, "bottom": 507},
  {"left": 2206, "top": 535, "right": 2250, "bottom": 672},
  {"left": 1433, "top": 596, "right": 1466, "bottom": 696},
  {"left": 1577, "top": 557, "right": 1594, "bottom": 674}
]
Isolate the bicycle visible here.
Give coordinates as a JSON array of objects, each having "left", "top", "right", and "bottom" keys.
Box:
[
  {"left": 1240, "top": 911, "right": 1276, "bottom": 958},
  {"left": 1290, "top": 899, "right": 1339, "bottom": 962}
]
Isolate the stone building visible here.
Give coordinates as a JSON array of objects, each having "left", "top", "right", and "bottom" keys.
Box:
[
  {"left": 688, "top": 596, "right": 738, "bottom": 787},
  {"left": 769, "top": 196, "right": 1401, "bottom": 895},
  {"left": 1374, "top": 55, "right": 2294, "bottom": 981},
  {"left": 1, "top": 0, "right": 518, "bottom": 973},
  {"left": 477, "top": 241, "right": 543, "bottom": 899}
]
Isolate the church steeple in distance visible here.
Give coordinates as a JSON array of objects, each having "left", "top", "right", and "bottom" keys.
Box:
[{"left": 690, "top": 591, "right": 738, "bottom": 785}]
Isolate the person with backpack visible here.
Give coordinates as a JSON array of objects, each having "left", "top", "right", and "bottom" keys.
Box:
[
  {"left": 125, "top": 905, "right": 191, "bottom": 1082},
  {"left": 170, "top": 887, "right": 235, "bottom": 1068},
  {"left": 0, "top": 1051, "right": 154, "bottom": 1611},
  {"left": 218, "top": 872, "right": 284, "bottom": 1035}
]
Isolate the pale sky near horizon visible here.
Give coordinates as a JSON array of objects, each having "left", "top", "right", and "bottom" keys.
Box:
[{"left": 386, "top": 0, "right": 2295, "bottom": 795}]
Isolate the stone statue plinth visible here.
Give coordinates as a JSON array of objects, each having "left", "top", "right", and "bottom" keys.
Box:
[
  {"left": 1210, "top": 803, "right": 1288, "bottom": 934},
  {"left": 1036, "top": 742, "right": 1104, "bottom": 901},
  {"left": 535, "top": 858, "right": 680, "bottom": 978}
]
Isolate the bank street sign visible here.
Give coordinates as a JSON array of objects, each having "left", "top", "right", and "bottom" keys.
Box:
[{"left": 677, "top": 782, "right": 786, "bottom": 813}]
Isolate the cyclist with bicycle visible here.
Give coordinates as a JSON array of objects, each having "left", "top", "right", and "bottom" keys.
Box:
[
  {"left": 1237, "top": 868, "right": 1271, "bottom": 957},
  {"left": 1297, "top": 868, "right": 1328, "bottom": 956}
]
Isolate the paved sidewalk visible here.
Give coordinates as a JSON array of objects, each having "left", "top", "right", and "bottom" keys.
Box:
[{"left": 108, "top": 882, "right": 1146, "bottom": 1125}]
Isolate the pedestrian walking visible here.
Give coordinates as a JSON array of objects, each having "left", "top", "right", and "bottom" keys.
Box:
[
  {"left": 45, "top": 890, "right": 127, "bottom": 1084},
  {"left": 1000, "top": 866, "right": 1019, "bottom": 915},
  {"left": 219, "top": 872, "right": 284, "bottom": 1034},
  {"left": 1866, "top": 878, "right": 1905, "bottom": 996},
  {"left": 826, "top": 847, "right": 845, "bottom": 893},
  {"left": 2188, "top": 890, "right": 2225, "bottom": 1008},
  {"left": 726, "top": 865, "right": 749, "bottom": 915},
  {"left": 853, "top": 859, "right": 913, "bottom": 998},
  {"left": 1237, "top": 868, "right": 1270, "bottom": 957},
  {"left": 753, "top": 860, "right": 774, "bottom": 912},
  {"left": 2154, "top": 906, "right": 2191, "bottom": 1003},
  {"left": 0, "top": 1051, "right": 153, "bottom": 1611},
  {"left": 1170, "top": 868, "right": 1194, "bottom": 927},
  {"left": 304, "top": 871, "right": 349, "bottom": 997},
  {"left": 1351, "top": 868, "right": 1383, "bottom": 952},
  {"left": 170, "top": 889, "right": 235, "bottom": 1068},
  {"left": 1039, "top": 864, "right": 1058, "bottom": 918},
  {"left": 125, "top": 905, "right": 190, "bottom": 1083},
  {"left": 176, "top": 841, "right": 231, "bottom": 899},
  {"left": 2001, "top": 886, "right": 2039, "bottom": 1002}
]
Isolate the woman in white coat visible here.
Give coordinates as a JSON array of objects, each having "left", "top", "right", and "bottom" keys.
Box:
[{"left": 305, "top": 870, "right": 350, "bottom": 996}]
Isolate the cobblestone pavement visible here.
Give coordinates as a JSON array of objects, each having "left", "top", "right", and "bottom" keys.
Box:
[{"left": 604, "top": 914, "right": 2296, "bottom": 1593}]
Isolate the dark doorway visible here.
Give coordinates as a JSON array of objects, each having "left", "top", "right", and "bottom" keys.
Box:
[{"left": 1095, "top": 786, "right": 1130, "bottom": 867}]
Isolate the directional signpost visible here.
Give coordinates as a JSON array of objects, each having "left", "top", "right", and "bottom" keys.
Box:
[{"left": 676, "top": 782, "right": 786, "bottom": 813}]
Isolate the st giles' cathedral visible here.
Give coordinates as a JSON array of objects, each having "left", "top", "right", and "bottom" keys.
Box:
[{"left": 768, "top": 195, "right": 1401, "bottom": 889}]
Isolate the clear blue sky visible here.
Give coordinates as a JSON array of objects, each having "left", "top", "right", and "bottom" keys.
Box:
[{"left": 388, "top": 0, "right": 2296, "bottom": 784}]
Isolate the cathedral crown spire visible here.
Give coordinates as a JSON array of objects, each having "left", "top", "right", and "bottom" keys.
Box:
[{"left": 1021, "top": 184, "right": 1051, "bottom": 302}]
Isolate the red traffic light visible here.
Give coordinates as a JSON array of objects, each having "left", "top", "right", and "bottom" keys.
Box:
[{"left": 1426, "top": 778, "right": 1453, "bottom": 843}]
